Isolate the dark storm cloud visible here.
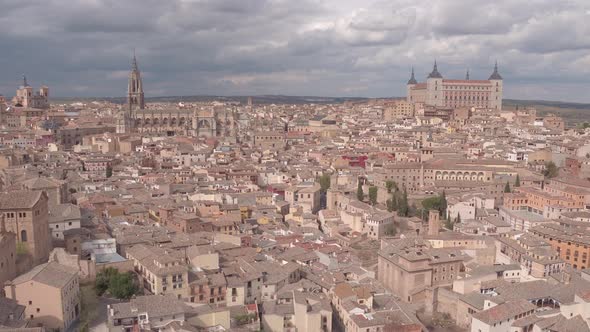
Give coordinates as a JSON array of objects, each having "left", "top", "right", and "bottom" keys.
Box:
[{"left": 0, "top": 0, "right": 589, "bottom": 101}]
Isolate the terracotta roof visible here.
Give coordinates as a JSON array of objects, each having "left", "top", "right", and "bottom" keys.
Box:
[
  {"left": 10, "top": 262, "right": 77, "bottom": 289},
  {"left": 0, "top": 190, "right": 44, "bottom": 209},
  {"left": 471, "top": 299, "right": 535, "bottom": 325}
]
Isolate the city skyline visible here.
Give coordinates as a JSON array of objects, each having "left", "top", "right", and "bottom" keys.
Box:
[{"left": 1, "top": 0, "right": 590, "bottom": 102}]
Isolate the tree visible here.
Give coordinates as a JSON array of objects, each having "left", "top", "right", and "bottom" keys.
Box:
[
  {"left": 398, "top": 188, "right": 409, "bottom": 217},
  {"left": 387, "top": 192, "right": 399, "bottom": 212},
  {"left": 106, "top": 165, "right": 113, "bottom": 178},
  {"left": 357, "top": 180, "right": 364, "bottom": 201},
  {"left": 419, "top": 192, "right": 447, "bottom": 218},
  {"left": 504, "top": 182, "right": 511, "bottom": 193},
  {"left": 440, "top": 191, "right": 447, "bottom": 217},
  {"left": 444, "top": 218, "right": 454, "bottom": 230},
  {"left": 318, "top": 173, "right": 331, "bottom": 192},
  {"left": 385, "top": 180, "right": 397, "bottom": 193},
  {"left": 368, "top": 186, "right": 378, "bottom": 205},
  {"left": 543, "top": 161, "right": 559, "bottom": 179},
  {"left": 515, "top": 174, "right": 521, "bottom": 187},
  {"left": 109, "top": 272, "right": 138, "bottom": 299},
  {"left": 95, "top": 268, "right": 118, "bottom": 296},
  {"left": 384, "top": 223, "right": 397, "bottom": 236},
  {"left": 95, "top": 267, "right": 138, "bottom": 299}
]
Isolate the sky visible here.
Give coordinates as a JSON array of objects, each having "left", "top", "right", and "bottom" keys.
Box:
[{"left": 1, "top": 0, "right": 590, "bottom": 101}]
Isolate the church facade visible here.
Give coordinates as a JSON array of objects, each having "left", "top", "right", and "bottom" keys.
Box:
[
  {"left": 12, "top": 76, "right": 49, "bottom": 109},
  {"left": 407, "top": 62, "right": 503, "bottom": 110},
  {"left": 116, "top": 55, "right": 236, "bottom": 137}
]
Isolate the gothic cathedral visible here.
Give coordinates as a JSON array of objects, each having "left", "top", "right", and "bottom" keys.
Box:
[{"left": 116, "top": 53, "right": 237, "bottom": 138}]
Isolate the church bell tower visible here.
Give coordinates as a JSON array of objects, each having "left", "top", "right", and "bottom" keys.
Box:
[{"left": 127, "top": 51, "right": 145, "bottom": 111}]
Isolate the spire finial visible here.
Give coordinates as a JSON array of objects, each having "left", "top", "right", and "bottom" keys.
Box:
[
  {"left": 132, "top": 49, "right": 138, "bottom": 71},
  {"left": 428, "top": 59, "right": 443, "bottom": 79},
  {"left": 489, "top": 60, "right": 502, "bottom": 80},
  {"left": 407, "top": 66, "right": 418, "bottom": 85}
]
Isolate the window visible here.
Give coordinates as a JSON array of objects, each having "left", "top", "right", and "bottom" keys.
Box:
[{"left": 21, "top": 230, "right": 27, "bottom": 242}]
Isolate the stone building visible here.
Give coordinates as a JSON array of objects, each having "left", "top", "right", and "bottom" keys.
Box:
[
  {"left": 383, "top": 100, "right": 415, "bottom": 121},
  {"left": 57, "top": 122, "right": 116, "bottom": 150},
  {"left": 377, "top": 238, "right": 465, "bottom": 303},
  {"left": 0, "top": 190, "right": 51, "bottom": 264},
  {"left": 0, "top": 215, "right": 17, "bottom": 290},
  {"left": 407, "top": 62, "right": 503, "bottom": 110},
  {"left": 116, "top": 55, "right": 237, "bottom": 137},
  {"left": 125, "top": 244, "right": 189, "bottom": 300},
  {"left": 11, "top": 76, "right": 49, "bottom": 109},
  {"left": 4, "top": 261, "right": 80, "bottom": 331}
]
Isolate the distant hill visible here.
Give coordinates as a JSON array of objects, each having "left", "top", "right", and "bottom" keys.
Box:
[
  {"left": 503, "top": 99, "right": 590, "bottom": 125},
  {"left": 51, "top": 95, "right": 590, "bottom": 125},
  {"left": 51, "top": 95, "right": 371, "bottom": 105}
]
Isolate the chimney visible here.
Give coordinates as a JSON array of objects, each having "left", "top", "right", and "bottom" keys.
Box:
[
  {"left": 428, "top": 210, "right": 440, "bottom": 236},
  {"left": 5, "top": 282, "right": 16, "bottom": 300}
]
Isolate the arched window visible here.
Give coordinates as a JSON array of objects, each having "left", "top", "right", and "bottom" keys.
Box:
[{"left": 21, "top": 230, "right": 27, "bottom": 242}]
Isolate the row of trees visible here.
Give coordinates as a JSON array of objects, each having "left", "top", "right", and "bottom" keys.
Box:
[{"left": 356, "top": 180, "right": 411, "bottom": 214}]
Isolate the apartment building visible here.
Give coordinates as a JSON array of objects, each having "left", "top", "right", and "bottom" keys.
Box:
[
  {"left": 126, "top": 244, "right": 189, "bottom": 300},
  {"left": 4, "top": 262, "right": 80, "bottom": 331},
  {"left": 377, "top": 238, "right": 465, "bottom": 303}
]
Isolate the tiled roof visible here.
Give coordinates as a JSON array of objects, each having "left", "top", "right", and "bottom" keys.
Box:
[
  {"left": 471, "top": 299, "right": 535, "bottom": 325},
  {"left": 10, "top": 262, "right": 77, "bottom": 289},
  {"left": 0, "top": 190, "right": 43, "bottom": 209}
]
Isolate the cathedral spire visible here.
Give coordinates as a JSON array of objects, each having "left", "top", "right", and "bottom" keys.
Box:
[
  {"left": 466, "top": 69, "right": 470, "bottom": 80},
  {"left": 22, "top": 74, "right": 28, "bottom": 87},
  {"left": 428, "top": 60, "right": 443, "bottom": 79},
  {"left": 489, "top": 60, "right": 502, "bottom": 80},
  {"left": 407, "top": 67, "right": 418, "bottom": 84},
  {"left": 132, "top": 49, "right": 138, "bottom": 72},
  {"left": 127, "top": 51, "right": 145, "bottom": 111}
]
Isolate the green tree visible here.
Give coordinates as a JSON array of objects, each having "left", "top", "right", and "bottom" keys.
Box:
[
  {"left": 387, "top": 192, "right": 399, "bottom": 212},
  {"left": 420, "top": 192, "right": 447, "bottom": 217},
  {"left": 440, "top": 191, "right": 447, "bottom": 217},
  {"left": 504, "top": 182, "right": 511, "bottom": 193},
  {"left": 384, "top": 223, "right": 397, "bottom": 236},
  {"left": 444, "top": 218, "right": 454, "bottom": 230},
  {"left": 357, "top": 180, "right": 364, "bottom": 201},
  {"left": 318, "top": 173, "right": 331, "bottom": 192},
  {"left": 385, "top": 180, "right": 397, "bottom": 193},
  {"left": 543, "top": 161, "right": 559, "bottom": 179},
  {"left": 515, "top": 174, "right": 521, "bottom": 187},
  {"left": 368, "top": 186, "right": 378, "bottom": 205},
  {"left": 398, "top": 188, "right": 409, "bottom": 217},
  {"left": 109, "top": 272, "right": 138, "bottom": 300},
  {"left": 106, "top": 165, "right": 113, "bottom": 178},
  {"left": 95, "top": 268, "right": 118, "bottom": 296},
  {"left": 95, "top": 268, "right": 138, "bottom": 299}
]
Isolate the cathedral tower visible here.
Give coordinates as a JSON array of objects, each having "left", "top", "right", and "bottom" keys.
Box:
[
  {"left": 127, "top": 51, "right": 145, "bottom": 111},
  {"left": 426, "top": 60, "right": 444, "bottom": 107}
]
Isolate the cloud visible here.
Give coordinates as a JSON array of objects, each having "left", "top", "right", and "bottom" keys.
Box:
[{"left": 0, "top": 0, "right": 589, "bottom": 101}]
